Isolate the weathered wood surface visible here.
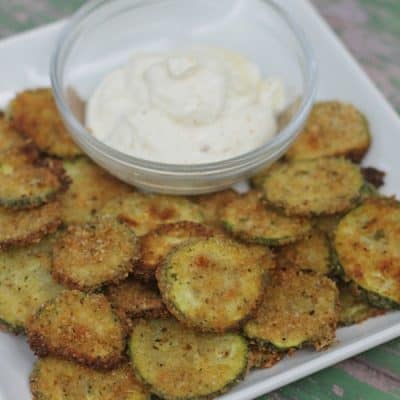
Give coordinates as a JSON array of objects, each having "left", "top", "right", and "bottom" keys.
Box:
[{"left": 0, "top": 0, "right": 399, "bottom": 398}]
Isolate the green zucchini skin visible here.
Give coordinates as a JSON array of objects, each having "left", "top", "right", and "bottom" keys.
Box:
[
  {"left": 334, "top": 198, "right": 400, "bottom": 308},
  {"left": 129, "top": 318, "right": 249, "bottom": 400},
  {"left": 157, "top": 237, "right": 267, "bottom": 333},
  {"left": 0, "top": 241, "right": 63, "bottom": 334},
  {"left": 262, "top": 158, "right": 365, "bottom": 217},
  {"left": 0, "top": 147, "right": 69, "bottom": 210},
  {"left": 244, "top": 269, "right": 339, "bottom": 352},
  {"left": 219, "top": 191, "right": 312, "bottom": 247}
]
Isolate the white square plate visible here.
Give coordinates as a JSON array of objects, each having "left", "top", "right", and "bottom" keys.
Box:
[{"left": 0, "top": 1, "right": 399, "bottom": 399}]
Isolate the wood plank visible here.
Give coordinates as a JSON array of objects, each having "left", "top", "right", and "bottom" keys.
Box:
[
  {"left": 264, "top": 367, "right": 400, "bottom": 400},
  {"left": 358, "top": 344, "right": 400, "bottom": 377}
]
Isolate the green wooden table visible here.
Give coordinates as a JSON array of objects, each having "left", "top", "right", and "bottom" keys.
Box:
[{"left": 0, "top": 1, "right": 398, "bottom": 399}]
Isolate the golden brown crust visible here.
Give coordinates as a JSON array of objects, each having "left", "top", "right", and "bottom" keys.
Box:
[
  {"left": 129, "top": 318, "right": 248, "bottom": 400},
  {"left": 60, "top": 157, "right": 133, "bottom": 225},
  {"left": 276, "top": 230, "right": 331, "bottom": 275},
  {"left": 106, "top": 279, "right": 169, "bottom": 328},
  {"left": 263, "top": 158, "right": 364, "bottom": 217},
  {"left": 285, "top": 101, "right": 371, "bottom": 162},
  {"left": 194, "top": 190, "right": 239, "bottom": 224},
  {"left": 27, "top": 290, "right": 125, "bottom": 369},
  {"left": 136, "top": 222, "right": 215, "bottom": 281},
  {"left": 334, "top": 198, "right": 400, "bottom": 305},
  {"left": 249, "top": 161, "right": 285, "bottom": 189},
  {"left": 30, "top": 358, "right": 150, "bottom": 400},
  {"left": 0, "top": 201, "right": 61, "bottom": 250},
  {"left": 9, "top": 88, "right": 82, "bottom": 158},
  {"left": 0, "top": 145, "right": 70, "bottom": 209},
  {"left": 244, "top": 269, "right": 339, "bottom": 351},
  {"left": 101, "top": 192, "right": 204, "bottom": 237},
  {"left": 0, "top": 115, "right": 27, "bottom": 152},
  {"left": 0, "top": 240, "right": 63, "bottom": 334},
  {"left": 247, "top": 344, "right": 283, "bottom": 371},
  {"left": 52, "top": 218, "right": 139, "bottom": 291},
  {"left": 157, "top": 237, "right": 267, "bottom": 333},
  {"left": 220, "top": 191, "right": 312, "bottom": 246}
]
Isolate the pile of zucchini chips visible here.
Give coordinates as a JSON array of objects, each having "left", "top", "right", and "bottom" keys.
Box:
[{"left": 0, "top": 91, "right": 398, "bottom": 400}]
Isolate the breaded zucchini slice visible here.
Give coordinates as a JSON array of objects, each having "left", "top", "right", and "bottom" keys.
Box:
[
  {"left": 248, "top": 344, "right": 282, "bottom": 371},
  {"left": 52, "top": 218, "right": 138, "bottom": 291},
  {"left": 263, "top": 158, "right": 364, "bottom": 216},
  {"left": 106, "top": 279, "right": 168, "bottom": 328},
  {"left": 0, "top": 201, "right": 61, "bottom": 250},
  {"left": 241, "top": 244, "right": 276, "bottom": 275},
  {"left": 137, "top": 222, "right": 214, "bottom": 281},
  {"left": 129, "top": 318, "right": 248, "bottom": 400},
  {"left": 60, "top": 157, "right": 133, "bottom": 225},
  {"left": 0, "top": 146, "right": 69, "bottom": 209},
  {"left": 250, "top": 161, "right": 285, "bottom": 189},
  {"left": 0, "top": 241, "right": 63, "bottom": 334},
  {"left": 334, "top": 198, "right": 400, "bottom": 307},
  {"left": 101, "top": 192, "right": 204, "bottom": 236},
  {"left": 277, "top": 230, "right": 332, "bottom": 275},
  {"left": 285, "top": 101, "right": 371, "bottom": 162},
  {"left": 9, "top": 88, "right": 82, "bottom": 158},
  {"left": 219, "top": 191, "right": 312, "bottom": 246},
  {"left": 0, "top": 114, "right": 26, "bottom": 152},
  {"left": 194, "top": 190, "right": 239, "bottom": 224},
  {"left": 244, "top": 269, "right": 339, "bottom": 351},
  {"left": 27, "top": 290, "right": 125, "bottom": 369},
  {"left": 338, "top": 283, "right": 385, "bottom": 327},
  {"left": 157, "top": 237, "right": 266, "bottom": 332},
  {"left": 30, "top": 358, "right": 150, "bottom": 400}
]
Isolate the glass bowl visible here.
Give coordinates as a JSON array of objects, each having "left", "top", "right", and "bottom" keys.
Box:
[{"left": 51, "top": 0, "right": 317, "bottom": 195}]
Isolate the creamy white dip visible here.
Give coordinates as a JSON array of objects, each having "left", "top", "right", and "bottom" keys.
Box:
[{"left": 86, "top": 47, "right": 285, "bottom": 164}]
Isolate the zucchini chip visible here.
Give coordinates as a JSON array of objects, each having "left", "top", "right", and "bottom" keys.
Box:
[
  {"left": 157, "top": 237, "right": 266, "bottom": 332},
  {"left": 136, "top": 222, "right": 214, "bottom": 281},
  {"left": 194, "top": 190, "right": 239, "bottom": 224},
  {"left": 248, "top": 344, "right": 282, "bottom": 370},
  {"left": 106, "top": 279, "right": 168, "bottom": 328},
  {"left": 27, "top": 290, "right": 125, "bottom": 369},
  {"left": 129, "top": 318, "right": 248, "bottom": 400},
  {"left": 285, "top": 101, "right": 371, "bottom": 162},
  {"left": 0, "top": 146, "right": 69, "bottom": 209},
  {"left": 0, "top": 201, "right": 61, "bottom": 250},
  {"left": 244, "top": 269, "right": 339, "bottom": 351},
  {"left": 60, "top": 157, "right": 133, "bottom": 225},
  {"left": 52, "top": 218, "right": 138, "bottom": 291},
  {"left": 334, "top": 198, "right": 400, "bottom": 307},
  {"left": 0, "top": 241, "right": 63, "bottom": 334},
  {"left": 9, "top": 88, "right": 82, "bottom": 158},
  {"left": 277, "top": 230, "right": 331, "bottom": 275},
  {"left": 0, "top": 115, "right": 26, "bottom": 152},
  {"left": 30, "top": 358, "right": 150, "bottom": 400},
  {"left": 338, "top": 283, "right": 385, "bottom": 327},
  {"left": 219, "top": 191, "right": 312, "bottom": 246},
  {"left": 101, "top": 192, "right": 204, "bottom": 236},
  {"left": 263, "top": 158, "right": 364, "bottom": 216},
  {"left": 250, "top": 161, "right": 285, "bottom": 189}
]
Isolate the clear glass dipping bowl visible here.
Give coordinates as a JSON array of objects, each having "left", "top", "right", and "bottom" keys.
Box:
[{"left": 51, "top": 0, "right": 317, "bottom": 195}]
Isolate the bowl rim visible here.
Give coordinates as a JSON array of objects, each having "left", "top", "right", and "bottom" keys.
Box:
[{"left": 51, "top": 0, "right": 318, "bottom": 174}]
